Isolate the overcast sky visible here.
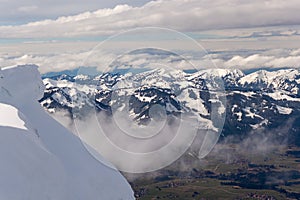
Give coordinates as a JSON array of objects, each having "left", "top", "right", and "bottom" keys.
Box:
[
  {"left": 0, "top": 0, "right": 300, "bottom": 38},
  {"left": 1, "top": 0, "right": 300, "bottom": 72},
  {"left": 0, "top": 0, "right": 152, "bottom": 25}
]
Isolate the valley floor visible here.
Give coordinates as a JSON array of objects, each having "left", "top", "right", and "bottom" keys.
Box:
[{"left": 129, "top": 145, "right": 300, "bottom": 200}]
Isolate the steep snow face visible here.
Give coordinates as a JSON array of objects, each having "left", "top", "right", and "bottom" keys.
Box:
[
  {"left": 0, "top": 125, "right": 67, "bottom": 200},
  {"left": 0, "top": 65, "right": 45, "bottom": 106},
  {"left": 0, "top": 65, "right": 134, "bottom": 200},
  {"left": 0, "top": 100, "right": 66, "bottom": 199}
]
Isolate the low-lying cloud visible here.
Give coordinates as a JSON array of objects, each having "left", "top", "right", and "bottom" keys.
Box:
[{"left": 1, "top": 47, "right": 300, "bottom": 73}]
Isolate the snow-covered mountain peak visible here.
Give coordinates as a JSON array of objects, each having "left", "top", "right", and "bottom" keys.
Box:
[
  {"left": 40, "top": 67, "right": 300, "bottom": 145},
  {"left": 270, "top": 68, "right": 299, "bottom": 80},
  {"left": 209, "top": 68, "right": 244, "bottom": 78},
  {"left": 189, "top": 68, "right": 244, "bottom": 80},
  {"left": 240, "top": 69, "right": 298, "bottom": 84},
  {"left": 74, "top": 74, "right": 90, "bottom": 81},
  {"left": 0, "top": 65, "right": 134, "bottom": 200},
  {"left": 115, "top": 67, "right": 188, "bottom": 90},
  {"left": 0, "top": 65, "right": 45, "bottom": 106},
  {"left": 239, "top": 68, "right": 300, "bottom": 92}
]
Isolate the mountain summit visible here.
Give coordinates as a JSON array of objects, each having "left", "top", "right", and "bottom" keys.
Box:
[
  {"left": 0, "top": 65, "right": 134, "bottom": 200},
  {"left": 41, "top": 67, "right": 300, "bottom": 146}
]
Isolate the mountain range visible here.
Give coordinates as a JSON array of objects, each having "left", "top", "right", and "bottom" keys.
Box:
[{"left": 40, "top": 67, "right": 300, "bottom": 146}]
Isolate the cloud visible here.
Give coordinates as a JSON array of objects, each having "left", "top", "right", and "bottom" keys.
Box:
[
  {"left": 1, "top": 45, "right": 300, "bottom": 73},
  {"left": 0, "top": 0, "right": 152, "bottom": 25},
  {"left": 1, "top": 0, "right": 300, "bottom": 38},
  {"left": 17, "top": 5, "right": 38, "bottom": 13}
]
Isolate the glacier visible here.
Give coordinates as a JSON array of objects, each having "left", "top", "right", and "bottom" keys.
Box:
[{"left": 0, "top": 65, "right": 134, "bottom": 200}]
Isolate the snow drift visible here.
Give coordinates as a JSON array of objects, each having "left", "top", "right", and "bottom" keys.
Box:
[{"left": 0, "top": 65, "right": 134, "bottom": 200}]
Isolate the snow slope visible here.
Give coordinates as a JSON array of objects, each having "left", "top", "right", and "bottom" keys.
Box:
[
  {"left": 0, "top": 103, "right": 29, "bottom": 131},
  {"left": 0, "top": 65, "right": 134, "bottom": 200}
]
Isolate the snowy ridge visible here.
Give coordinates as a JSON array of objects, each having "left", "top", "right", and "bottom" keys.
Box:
[
  {"left": 0, "top": 65, "right": 134, "bottom": 200},
  {"left": 41, "top": 67, "right": 227, "bottom": 128},
  {"left": 239, "top": 69, "right": 300, "bottom": 94},
  {"left": 40, "top": 67, "right": 300, "bottom": 142},
  {"left": 239, "top": 69, "right": 299, "bottom": 86}
]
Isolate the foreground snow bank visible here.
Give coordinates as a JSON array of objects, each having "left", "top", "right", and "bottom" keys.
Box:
[{"left": 0, "top": 65, "right": 134, "bottom": 200}]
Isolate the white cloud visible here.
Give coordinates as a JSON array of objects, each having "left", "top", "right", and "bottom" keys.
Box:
[
  {"left": 0, "top": 0, "right": 151, "bottom": 24},
  {"left": 224, "top": 55, "right": 275, "bottom": 69},
  {"left": 1, "top": 45, "right": 300, "bottom": 73},
  {"left": 1, "top": 0, "right": 300, "bottom": 38}
]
